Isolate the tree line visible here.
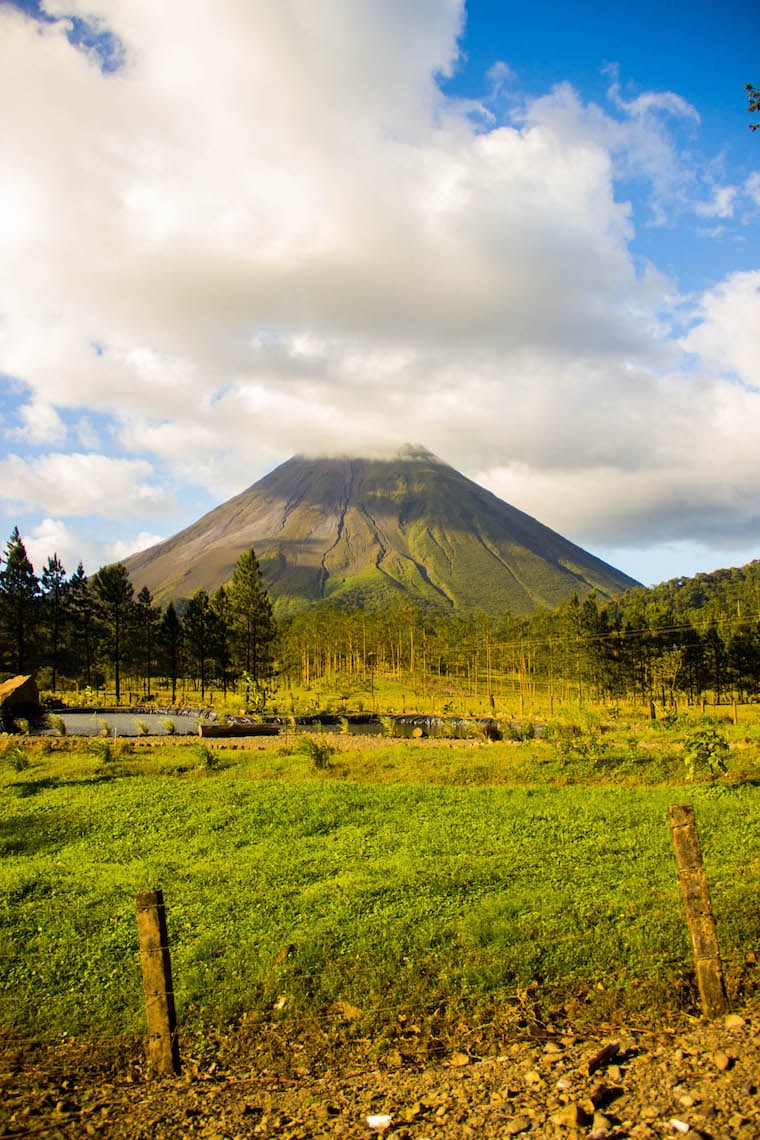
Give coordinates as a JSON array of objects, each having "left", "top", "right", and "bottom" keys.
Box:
[
  {"left": 277, "top": 563, "right": 760, "bottom": 708},
  {"left": 4, "top": 522, "right": 760, "bottom": 709},
  {"left": 0, "top": 529, "right": 275, "bottom": 706}
]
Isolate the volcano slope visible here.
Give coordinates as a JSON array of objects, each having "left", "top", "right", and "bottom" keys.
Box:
[{"left": 124, "top": 447, "right": 638, "bottom": 615}]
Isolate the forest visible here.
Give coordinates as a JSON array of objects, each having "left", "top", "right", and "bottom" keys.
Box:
[{"left": 3, "top": 525, "right": 760, "bottom": 710}]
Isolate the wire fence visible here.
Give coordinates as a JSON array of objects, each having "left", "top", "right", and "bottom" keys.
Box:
[{"left": 2, "top": 795, "right": 759, "bottom": 1080}]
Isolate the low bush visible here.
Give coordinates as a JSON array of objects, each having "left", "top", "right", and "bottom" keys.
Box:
[
  {"left": 295, "top": 734, "right": 336, "bottom": 770},
  {"left": 683, "top": 721, "right": 729, "bottom": 781}
]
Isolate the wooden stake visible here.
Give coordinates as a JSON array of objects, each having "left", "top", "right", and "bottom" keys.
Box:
[
  {"left": 136, "top": 890, "right": 181, "bottom": 1077},
  {"left": 667, "top": 805, "right": 728, "bottom": 1019}
]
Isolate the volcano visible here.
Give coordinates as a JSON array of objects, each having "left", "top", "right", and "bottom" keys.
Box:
[{"left": 123, "top": 446, "right": 639, "bottom": 615}]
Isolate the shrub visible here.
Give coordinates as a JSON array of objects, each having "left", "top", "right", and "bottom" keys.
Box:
[
  {"left": 161, "top": 718, "right": 177, "bottom": 735},
  {"left": 552, "top": 723, "right": 607, "bottom": 766},
  {"left": 379, "top": 715, "right": 396, "bottom": 738},
  {"left": 13, "top": 718, "right": 30, "bottom": 736},
  {"left": 48, "top": 714, "right": 67, "bottom": 737},
  {"left": 193, "top": 743, "right": 219, "bottom": 771},
  {"left": 89, "top": 738, "right": 113, "bottom": 765},
  {"left": 134, "top": 719, "right": 150, "bottom": 736},
  {"left": 5, "top": 745, "right": 29, "bottom": 772},
  {"left": 683, "top": 722, "right": 729, "bottom": 781},
  {"left": 295, "top": 734, "right": 336, "bottom": 770}
]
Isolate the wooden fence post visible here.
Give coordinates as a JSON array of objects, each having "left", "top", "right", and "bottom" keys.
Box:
[
  {"left": 136, "top": 890, "right": 181, "bottom": 1077},
  {"left": 667, "top": 804, "right": 728, "bottom": 1019}
]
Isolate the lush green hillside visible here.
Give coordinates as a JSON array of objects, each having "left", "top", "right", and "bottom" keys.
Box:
[{"left": 124, "top": 448, "right": 638, "bottom": 616}]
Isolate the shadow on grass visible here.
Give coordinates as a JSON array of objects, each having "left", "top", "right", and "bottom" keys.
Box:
[
  {"left": 0, "top": 807, "right": 92, "bottom": 858},
  {"left": 7, "top": 773, "right": 117, "bottom": 799}
]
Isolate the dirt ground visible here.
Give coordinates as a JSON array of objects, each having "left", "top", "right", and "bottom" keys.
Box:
[{"left": 2, "top": 1000, "right": 760, "bottom": 1140}]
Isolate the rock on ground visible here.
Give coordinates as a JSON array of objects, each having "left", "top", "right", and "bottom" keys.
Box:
[{"left": 2, "top": 1002, "right": 760, "bottom": 1138}]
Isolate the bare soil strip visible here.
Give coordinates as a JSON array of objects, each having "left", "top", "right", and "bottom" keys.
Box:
[{"left": 2, "top": 1001, "right": 759, "bottom": 1139}]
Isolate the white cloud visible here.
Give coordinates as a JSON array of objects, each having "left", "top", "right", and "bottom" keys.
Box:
[
  {"left": 681, "top": 272, "right": 760, "bottom": 389},
  {"left": 19, "top": 516, "right": 165, "bottom": 576},
  {"left": 745, "top": 172, "right": 760, "bottom": 207},
  {"left": 0, "top": 453, "right": 174, "bottom": 517},
  {"left": 0, "top": 1, "right": 758, "bottom": 576},
  {"left": 21, "top": 517, "right": 97, "bottom": 576},
  {"left": 694, "top": 184, "right": 738, "bottom": 220},
  {"left": 106, "top": 530, "right": 166, "bottom": 564},
  {"left": 11, "top": 398, "right": 67, "bottom": 444}
]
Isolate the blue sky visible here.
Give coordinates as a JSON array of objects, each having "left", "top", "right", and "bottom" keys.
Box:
[{"left": 1, "top": 0, "right": 759, "bottom": 588}]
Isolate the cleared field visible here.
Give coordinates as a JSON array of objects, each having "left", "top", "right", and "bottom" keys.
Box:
[{"left": 1, "top": 730, "right": 759, "bottom": 1059}]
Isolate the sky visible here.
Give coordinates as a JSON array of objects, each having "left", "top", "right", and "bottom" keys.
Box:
[{"left": 0, "top": 0, "right": 759, "bottom": 589}]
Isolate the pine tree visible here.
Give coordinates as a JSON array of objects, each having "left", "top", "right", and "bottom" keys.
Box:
[
  {"left": 183, "top": 588, "right": 214, "bottom": 701},
  {"left": 159, "top": 602, "right": 183, "bottom": 704},
  {"left": 67, "top": 563, "right": 97, "bottom": 688},
  {"left": 135, "top": 585, "right": 161, "bottom": 700},
  {"left": 40, "top": 553, "right": 67, "bottom": 691},
  {"left": 211, "top": 585, "right": 233, "bottom": 697},
  {"left": 227, "top": 548, "right": 276, "bottom": 689},
  {"left": 91, "top": 562, "right": 135, "bottom": 703},
  {"left": 0, "top": 527, "right": 40, "bottom": 674}
]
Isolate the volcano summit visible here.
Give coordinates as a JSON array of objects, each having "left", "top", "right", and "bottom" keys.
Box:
[{"left": 124, "top": 447, "right": 638, "bottom": 615}]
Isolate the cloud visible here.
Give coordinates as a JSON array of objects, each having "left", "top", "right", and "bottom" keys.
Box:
[
  {"left": 10, "top": 397, "right": 67, "bottom": 444},
  {"left": 694, "top": 185, "right": 738, "bottom": 220},
  {"left": 105, "top": 530, "right": 166, "bottom": 564},
  {"left": 681, "top": 272, "right": 760, "bottom": 390},
  {"left": 0, "top": 1, "right": 758, "bottom": 578},
  {"left": 20, "top": 517, "right": 99, "bottom": 576},
  {"left": 0, "top": 453, "right": 174, "bottom": 517},
  {"left": 745, "top": 172, "right": 760, "bottom": 208},
  {"left": 18, "top": 516, "right": 165, "bottom": 576}
]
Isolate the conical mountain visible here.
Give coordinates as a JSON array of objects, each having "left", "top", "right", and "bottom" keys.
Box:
[{"left": 124, "top": 446, "right": 639, "bottom": 615}]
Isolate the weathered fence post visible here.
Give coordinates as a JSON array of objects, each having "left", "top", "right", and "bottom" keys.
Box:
[
  {"left": 136, "top": 890, "right": 181, "bottom": 1077},
  {"left": 667, "top": 804, "right": 728, "bottom": 1019}
]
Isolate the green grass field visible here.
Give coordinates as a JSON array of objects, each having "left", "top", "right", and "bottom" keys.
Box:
[{"left": 2, "top": 726, "right": 760, "bottom": 1062}]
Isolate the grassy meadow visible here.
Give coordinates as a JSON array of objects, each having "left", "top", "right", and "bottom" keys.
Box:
[{"left": 2, "top": 713, "right": 760, "bottom": 1063}]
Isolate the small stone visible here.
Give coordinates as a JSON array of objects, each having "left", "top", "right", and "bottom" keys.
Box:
[
  {"left": 678, "top": 1095, "right": 695, "bottom": 1108},
  {"left": 587, "top": 1042, "right": 620, "bottom": 1075},
  {"left": 503, "top": 1117, "right": 532, "bottom": 1136},
  {"left": 551, "top": 1103, "right": 590, "bottom": 1129},
  {"left": 608, "top": 1064, "right": 623, "bottom": 1082},
  {"left": 449, "top": 1052, "right": 469, "bottom": 1067},
  {"left": 366, "top": 1115, "right": 393, "bottom": 1132},
  {"left": 668, "top": 1120, "right": 690, "bottom": 1134},
  {"left": 713, "top": 1051, "right": 731, "bottom": 1071},
  {"left": 588, "top": 1083, "right": 612, "bottom": 1109},
  {"left": 724, "top": 1013, "right": 746, "bottom": 1029}
]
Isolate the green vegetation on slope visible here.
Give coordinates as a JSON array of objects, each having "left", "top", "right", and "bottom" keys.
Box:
[{"left": 121, "top": 451, "right": 637, "bottom": 616}]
